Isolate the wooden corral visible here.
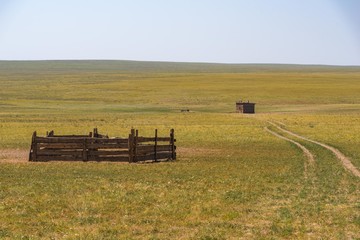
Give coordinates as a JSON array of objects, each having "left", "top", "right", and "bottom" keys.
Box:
[
  {"left": 236, "top": 101, "right": 256, "bottom": 114},
  {"left": 29, "top": 128, "right": 176, "bottom": 163}
]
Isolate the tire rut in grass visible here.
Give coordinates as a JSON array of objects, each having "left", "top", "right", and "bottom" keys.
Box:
[
  {"left": 268, "top": 121, "right": 360, "bottom": 178},
  {"left": 265, "top": 126, "right": 314, "bottom": 179}
]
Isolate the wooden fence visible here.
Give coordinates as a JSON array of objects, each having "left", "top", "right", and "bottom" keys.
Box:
[{"left": 29, "top": 129, "right": 176, "bottom": 163}]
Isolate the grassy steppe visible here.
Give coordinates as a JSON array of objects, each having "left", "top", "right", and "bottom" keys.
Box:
[{"left": 0, "top": 61, "right": 360, "bottom": 239}]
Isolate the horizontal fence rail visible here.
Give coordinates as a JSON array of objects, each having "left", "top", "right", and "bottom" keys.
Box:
[{"left": 29, "top": 128, "right": 176, "bottom": 163}]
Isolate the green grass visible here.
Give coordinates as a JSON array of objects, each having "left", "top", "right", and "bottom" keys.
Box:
[{"left": 0, "top": 61, "right": 359, "bottom": 239}]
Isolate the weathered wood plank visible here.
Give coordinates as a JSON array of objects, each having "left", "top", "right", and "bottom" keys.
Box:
[
  {"left": 136, "top": 150, "right": 171, "bottom": 156},
  {"left": 49, "top": 135, "right": 91, "bottom": 138},
  {"left": 88, "top": 150, "right": 129, "bottom": 156},
  {"left": 36, "top": 155, "right": 130, "bottom": 162},
  {"left": 36, "top": 156, "right": 83, "bottom": 161},
  {"left": 35, "top": 137, "right": 87, "bottom": 143},
  {"left": 37, "top": 150, "right": 83, "bottom": 156},
  {"left": 88, "top": 156, "right": 129, "bottom": 162},
  {"left": 87, "top": 143, "right": 129, "bottom": 149},
  {"left": 37, "top": 143, "right": 84, "bottom": 149},
  {"left": 137, "top": 137, "right": 172, "bottom": 143},
  {"left": 137, "top": 145, "right": 171, "bottom": 152},
  {"left": 87, "top": 138, "right": 128, "bottom": 144},
  {"left": 137, "top": 150, "right": 155, "bottom": 155},
  {"left": 136, "top": 152, "right": 172, "bottom": 161}
]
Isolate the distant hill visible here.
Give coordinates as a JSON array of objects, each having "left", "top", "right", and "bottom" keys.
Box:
[{"left": 0, "top": 60, "right": 359, "bottom": 74}]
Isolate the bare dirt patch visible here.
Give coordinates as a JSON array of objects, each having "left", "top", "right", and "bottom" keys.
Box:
[{"left": 0, "top": 149, "right": 29, "bottom": 163}]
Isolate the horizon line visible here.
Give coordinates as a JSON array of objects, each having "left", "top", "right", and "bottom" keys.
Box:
[{"left": 0, "top": 59, "right": 359, "bottom": 67}]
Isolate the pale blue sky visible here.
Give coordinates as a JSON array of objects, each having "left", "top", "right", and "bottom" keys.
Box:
[{"left": 0, "top": 0, "right": 359, "bottom": 65}]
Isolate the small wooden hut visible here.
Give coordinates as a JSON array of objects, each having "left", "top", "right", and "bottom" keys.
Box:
[{"left": 236, "top": 101, "right": 255, "bottom": 114}]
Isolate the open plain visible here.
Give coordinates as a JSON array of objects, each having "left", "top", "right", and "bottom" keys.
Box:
[{"left": 0, "top": 61, "right": 360, "bottom": 239}]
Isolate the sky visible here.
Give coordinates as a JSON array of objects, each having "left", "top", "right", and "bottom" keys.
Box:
[{"left": 0, "top": 0, "right": 359, "bottom": 65}]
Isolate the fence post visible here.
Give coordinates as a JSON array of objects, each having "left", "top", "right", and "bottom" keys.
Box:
[
  {"left": 129, "top": 129, "right": 135, "bottom": 163},
  {"left": 170, "top": 129, "right": 176, "bottom": 160},
  {"left": 93, "top": 128, "right": 98, "bottom": 138},
  {"left": 134, "top": 130, "right": 138, "bottom": 162},
  {"left": 49, "top": 130, "right": 54, "bottom": 137},
  {"left": 154, "top": 129, "right": 158, "bottom": 162},
  {"left": 29, "top": 131, "right": 37, "bottom": 162},
  {"left": 82, "top": 138, "right": 88, "bottom": 162}
]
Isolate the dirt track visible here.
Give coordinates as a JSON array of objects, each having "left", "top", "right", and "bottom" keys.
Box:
[
  {"left": 265, "top": 126, "right": 314, "bottom": 179},
  {"left": 269, "top": 121, "right": 360, "bottom": 178},
  {"left": 265, "top": 127, "right": 315, "bottom": 164}
]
